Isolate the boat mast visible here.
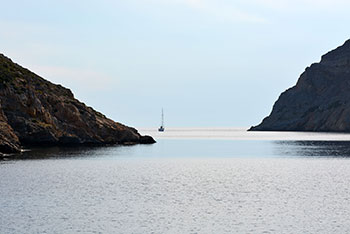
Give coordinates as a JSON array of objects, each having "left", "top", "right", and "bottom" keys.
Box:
[{"left": 161, "top": 108, "right": 164, "bottom": 127}]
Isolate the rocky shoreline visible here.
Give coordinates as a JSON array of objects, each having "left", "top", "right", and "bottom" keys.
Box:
[{"left": 0, "top": 54, "right": 155, "bottom": 155}]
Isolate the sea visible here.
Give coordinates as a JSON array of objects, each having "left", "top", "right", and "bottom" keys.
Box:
[{"left": 2, "top": 128, "right": 350, "bottom": 233}]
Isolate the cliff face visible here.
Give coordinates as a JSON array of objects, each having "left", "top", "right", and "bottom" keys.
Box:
[
  {"left": 0, "top": 54, "right": 155, "bottom": 154},
  {"left": 250, "top": 39, "right": 350, "bottom": 132}
]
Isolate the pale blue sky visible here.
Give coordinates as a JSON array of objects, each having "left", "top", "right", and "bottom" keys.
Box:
[{"left": 1, "top": 0, "right": 349, "bottom": 128}]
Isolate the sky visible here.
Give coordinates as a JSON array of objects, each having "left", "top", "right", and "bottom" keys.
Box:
[{"left": 0, "top": 0, "right": 349, "bottom": 128}]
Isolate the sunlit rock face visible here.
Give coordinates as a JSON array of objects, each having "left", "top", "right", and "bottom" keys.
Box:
[
  {"left": 0, "top": 54, "right": 155, "bottom": 154},
  {"left": 251, "top": 39, "right": 350, "bottom": 132}
]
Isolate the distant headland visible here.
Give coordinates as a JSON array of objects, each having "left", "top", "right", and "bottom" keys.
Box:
[
  {"left": 0, "top": 54, "right": 155, "bottom": 155},
  {"left": 250, "top": 39, "right": 350, "bottom": 132}
]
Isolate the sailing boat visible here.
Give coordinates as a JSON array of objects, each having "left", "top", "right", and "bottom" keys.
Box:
[{"left": 158, "top": 108, "right": 165, "bottom": 132}]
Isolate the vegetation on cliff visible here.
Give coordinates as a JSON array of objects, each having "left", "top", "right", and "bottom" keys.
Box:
[{"left": 0, "top": 54, "right": 155, "bottom": 154}]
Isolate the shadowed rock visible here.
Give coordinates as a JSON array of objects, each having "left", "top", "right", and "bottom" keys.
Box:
[
  {"left": 250, "top": 39, "right": 350, "bottom": 132},
  {"left": 139, "top": 135, "right": 157, "bottom": 144},
  {"left": 0, "top": 53, "right": 155, "bottom": 154}
]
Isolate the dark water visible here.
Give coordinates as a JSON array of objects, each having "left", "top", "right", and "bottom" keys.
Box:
[
  {"left": 16, "top": 139, "right": 350, "bottom": 159},
  {"left": 2, "top": 129, "right": 350, "bottom": 233}
]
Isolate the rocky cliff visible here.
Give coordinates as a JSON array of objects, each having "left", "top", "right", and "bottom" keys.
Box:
[
  {"left": 0, "top": 54, "right": 155, "bottom": 154},
  {"left": 250, "top": 39, "right": 350, "bottom": 132}
]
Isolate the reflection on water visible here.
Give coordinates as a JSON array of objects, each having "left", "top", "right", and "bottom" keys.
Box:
[
  {"left": 274, "top": 141, "right": 350, "bottom": 157},
  {"left": 19, "top": 145, "right": 129, "bottom": 160},
  {"left": 3, "top": 129, "right": 350, "bottom": 160},
  {"left": 4, "top": 139, "right": 350, "bottom": 161},
  {"left": 14, "top": 144, "right": 155, "bottom": 160}
]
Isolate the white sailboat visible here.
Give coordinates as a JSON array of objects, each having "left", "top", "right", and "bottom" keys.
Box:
[{"left": 158, "top": 108, "right": 165, "bottom": 132}]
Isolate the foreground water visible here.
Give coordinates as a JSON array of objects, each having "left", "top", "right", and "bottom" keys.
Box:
[{"left": 2, "top": 128, "right": 350, "bottom": 233}]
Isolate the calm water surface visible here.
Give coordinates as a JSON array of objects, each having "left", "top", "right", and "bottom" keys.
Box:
[{"left": 1, "top": 128, "right": 350, "bottom": 233}]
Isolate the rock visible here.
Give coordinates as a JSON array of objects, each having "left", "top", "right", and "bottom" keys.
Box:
[
  {"left": 0, "top": 53, "right": 155, "bottom": 154},
  {"left": 0, "top": 105, "right": 21, "bottom": 153},
  {"left": 139, "top": 135, "right": 157, "bottom": 144},
  {"left": 250, "top": 39, "right": 350, "bottom": 132}
]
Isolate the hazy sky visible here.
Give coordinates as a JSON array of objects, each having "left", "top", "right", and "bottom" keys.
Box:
[{"left": 1, "top": 0, "right": 349, "bottom": 128}]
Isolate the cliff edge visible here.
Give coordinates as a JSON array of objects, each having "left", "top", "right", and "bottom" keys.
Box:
[
  {"left": 0, "top": 54, "right": 155, "bottom": 154},
  {"left": 250, "top": 39, "right": 350, "bottom": 132}
]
